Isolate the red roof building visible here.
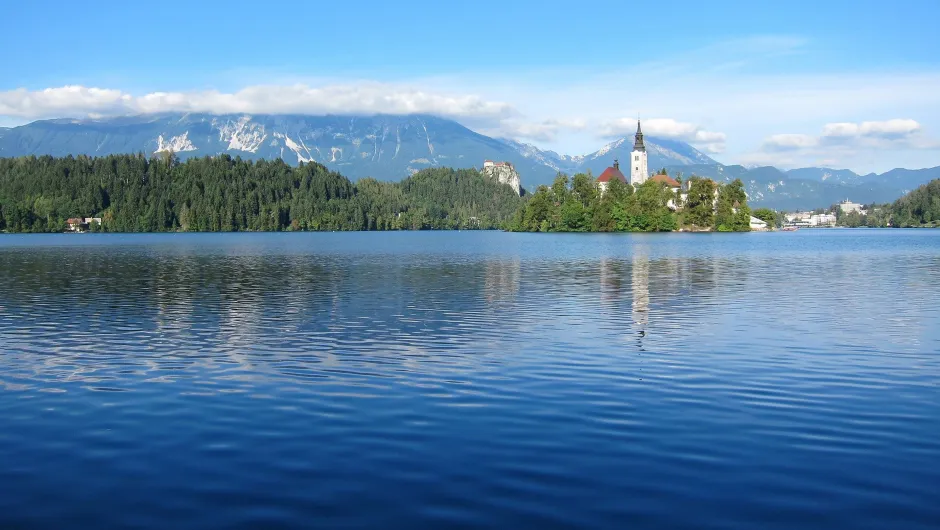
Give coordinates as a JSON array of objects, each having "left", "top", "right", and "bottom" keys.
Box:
[
  {"left": 597, "top": 160, "right": 628, "bottom": 184},
  {"left": 649, "top": 174, "right": 681, "bottom": 188}
]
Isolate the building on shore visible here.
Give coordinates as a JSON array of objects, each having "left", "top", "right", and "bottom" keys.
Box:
[
  {"left": 596, "top": 159, "right": 628, "bottom": 194},
  {"left": 749, "top": 216, "right": 768, "bottom": 230},
  {"left": 785, "top": 211, "right": 837, "bottom": 227},
  {"left": 648, "top": 173, "right": 682, "bottom": 209},
  {"left": 596, "top": 119, "right": 653, "bottom": 194},
  {"left": 839, "top": 199, "right": 866, "bottom": 215},
  {"left": 630, "top": 120, "right": 649, "bottom": 186},
  {"left": 65, "top": 217, "right": 102, "bottom": 232}
]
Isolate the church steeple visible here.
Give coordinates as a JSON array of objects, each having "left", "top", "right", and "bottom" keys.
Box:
[
  {"left": 630, "top": 118, "right": 649, "bottom": 186},
  {"left": 633, "top": 119, "right": 646, "bottom": 152}
]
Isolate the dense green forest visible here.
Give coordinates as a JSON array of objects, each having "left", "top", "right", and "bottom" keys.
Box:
[
  {"left": 0, "top": 154, "right": 522, "bottom": 232},
  {"left": 889, "top": 179, "right": 940, "bottom": 227},
  {"left": 508, "top": 173, "right": 752, "bottom": 232}
]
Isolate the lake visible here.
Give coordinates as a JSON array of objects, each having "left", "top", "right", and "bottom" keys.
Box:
[{"left": 1, "top": 230, "right": 938, "bottom": 529}]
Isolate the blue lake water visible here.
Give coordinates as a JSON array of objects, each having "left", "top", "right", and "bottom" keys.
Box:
[{"left": 1, "top": 230, "right": 939, "bottom": 529}]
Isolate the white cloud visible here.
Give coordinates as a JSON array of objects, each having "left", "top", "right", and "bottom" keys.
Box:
[
  {"left": 744, "top": 119, "right": 939, "bottom": 169},
  {"left": 822, "top": 119, "right": 921, "bottom": 140},
  {"left": 763, "top": 133, "right": 818, "bottom": 151},
  {"left": 815, "top": 119, "right": 933, "bottom": 149},
  {"left": 598, "top": 117, "right": 726, "bottom": 153},
  {"left": 0, "top": 83, "right": 516, "bottom": 126},
  {"left": 3, "top": 31, "right": 940, "bottom": 173}
]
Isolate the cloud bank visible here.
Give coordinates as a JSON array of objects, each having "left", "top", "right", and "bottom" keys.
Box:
[
  {"left": 0, "top": 84, "right": 516, "bottom": 125},
  {"left": 747, "top": 119, "right": 939, "bottom": 168},
  {"left": 600, "top": 118, "right": 727, "bottom": 153}
]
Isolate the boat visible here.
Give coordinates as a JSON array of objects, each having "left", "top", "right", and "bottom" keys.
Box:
[{"left": 782, "top": 226, "right": 799, "bottom": 232}]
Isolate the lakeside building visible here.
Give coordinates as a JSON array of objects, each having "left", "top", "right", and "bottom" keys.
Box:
[
  {"left": 596, "top": 160, "right": 629, "bottom": 194},
  {"left": 839, "top": 199, "right": 866, "bottom": 215},
  {"left": 749, "top": 216, "right": 768, "bottom": 230},
  {"left": 785, "top": 212, "right": 836, "bottom": 227},
  {"left": 597, "top": 120, "right": 653, "bottom": 193},
  {"left": 648, "top": 173, "right": 682, "bottom": 209},
  {"left": 65, "top": 217, "right": 102, "bottom": 232},
  {"left": 630, "top": 120, "right": 649, "bottom": 186}
]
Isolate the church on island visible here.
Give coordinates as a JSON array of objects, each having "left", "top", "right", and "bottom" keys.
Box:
[{"left": 596, "top": 120, "right": 680, "bottom": 197}]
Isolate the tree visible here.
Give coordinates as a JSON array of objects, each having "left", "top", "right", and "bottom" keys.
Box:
[
  {"left": 752, "top": 207, "right": 777, "bottom": 228},
  {"left": 0, "top": 155, "right": 522, "bottom": 233},
  {"left": 715, "top": 179, "right": 750, "bottom": 232},
  {"left": 685, "top": 177, "right": 717, "bottom": 228},
  {"left": 890, "top": 179, "right": 940, "bottom": 226}
]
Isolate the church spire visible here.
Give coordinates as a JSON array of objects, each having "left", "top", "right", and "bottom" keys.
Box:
[{"left": 633, "top": 119, "right": 646, "bottom": 152}]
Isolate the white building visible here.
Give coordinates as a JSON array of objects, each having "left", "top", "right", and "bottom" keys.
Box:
[
  {"left": 839, "top": 200, "right": 865, "bottom": 215},
  {"left": 749, "top": 216, "right": 768, "bottom": 230},
  {"left": 784, "top": 211, "right": 836, "bottom": 227},
  {"left": 810, "top": 213, "right": 837, "bottom": 227},
  {"left": 630, "top": 120, "right": 649, "bottom": 187}
]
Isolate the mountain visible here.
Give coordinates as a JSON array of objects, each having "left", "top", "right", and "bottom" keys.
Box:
[
  {"left": 859, "top": 167, "right": 940, "bottom": 193},
  {"left": 0, "top": 112, "right": 937, "bottom": 210},
  {"left": 0, "top": 113, "right": 718, "bottom": 188},
  {"left": 785, "top": 167, "right": 862, "bottom": 185},
  {"left": 0, "top": 112, "right": 551, "bottom": 181}
]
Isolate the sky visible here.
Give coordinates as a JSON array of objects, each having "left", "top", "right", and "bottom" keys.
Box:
[{"left": 1, "top": 0, "right": 939, "bottom": 173}]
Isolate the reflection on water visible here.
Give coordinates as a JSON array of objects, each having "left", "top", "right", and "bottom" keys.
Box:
[
  {"left": 631, "top": 253, "right": 649, "bottom": 328},
  {"left": 1, "top": 231, "right": 939, "bottom": 529}
]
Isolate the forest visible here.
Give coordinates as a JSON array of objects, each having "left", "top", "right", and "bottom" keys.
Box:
[
  {"left": 0, "top": 154, "right": 760, "bottom": 234},
  {"left": 0, "top": 154, "right": 522, "bottom": 232},
  {"left": 889, "top": 179, "right": 940, "bottom": 227},
  {"left": 508, "top": 172, "right": 752, "bottom": 232}
]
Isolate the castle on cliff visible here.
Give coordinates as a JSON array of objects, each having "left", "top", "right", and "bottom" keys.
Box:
[{"left": 482, "top": 160, "right": 521, "bottom": 195}]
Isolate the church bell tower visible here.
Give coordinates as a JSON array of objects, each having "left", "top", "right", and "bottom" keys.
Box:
[{"left": 630, "top": 119, "right": 648, "bottom": 186}]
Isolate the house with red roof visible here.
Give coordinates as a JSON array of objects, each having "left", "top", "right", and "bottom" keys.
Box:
[
  {"left": 648, "top": 173, "right": 681, "bottom": 189},
  {"left": 648, "top": 173, "right": 685, "bottom": 210},
  {"left": 596, "top": 159, "right": 628, "bottom": 194}
]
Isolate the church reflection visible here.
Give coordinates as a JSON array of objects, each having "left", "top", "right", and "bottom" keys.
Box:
[
  {"left": 483, "top": 258, "right": 521, "bottom": 306},
  {"left": 631, "top": 253, "right": 650, "bottom": 329}
]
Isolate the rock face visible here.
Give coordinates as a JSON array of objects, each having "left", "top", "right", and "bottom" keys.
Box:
[{"left": 482, "top": 160, "right": 521, "bottom": 195}]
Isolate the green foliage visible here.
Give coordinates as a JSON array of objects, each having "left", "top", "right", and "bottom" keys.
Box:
[
  {"left": 840, "top": 211, "right": 865, "bottom": 228},
  {"left": 890, "top": 179, "right": 940, "bottom": 227},
  {"left": 0, "top": 155, "right": 522, "bottom": 233},
  {"left": 714, "top": 179, "right": 751, "bottom": 232},
  {"left": 752, "top": 207, "right": 777, "bottom": 228},
  {"left": 512, "top": 174, "right": 677, "bottom": 233},
  {"left": 511, "top": 172, "right": 753, "bottom": 234},
  {"left": 685, "top": 177, "right": 717, "bottom": 228}
]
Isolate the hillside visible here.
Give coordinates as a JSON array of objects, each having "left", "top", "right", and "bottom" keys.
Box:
[
  {"left": 0, "top": 154, "right": 522, "bottom": 232},
  {"left": 890, "top": 179, "right": 940, "bottom": 227}
]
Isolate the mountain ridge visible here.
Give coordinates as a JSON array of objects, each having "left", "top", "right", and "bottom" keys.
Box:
[{"left": 0, "top": 112, "right": 937, "bottom": 210}]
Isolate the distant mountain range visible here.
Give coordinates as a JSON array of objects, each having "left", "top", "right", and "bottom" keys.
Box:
[{"left": 0, "top": 112, "right": 937, "bottom": 210}]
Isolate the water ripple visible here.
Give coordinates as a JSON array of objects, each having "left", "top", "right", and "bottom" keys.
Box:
[{"left": 1, "top": 231, "right": 939, "bottom": 529}]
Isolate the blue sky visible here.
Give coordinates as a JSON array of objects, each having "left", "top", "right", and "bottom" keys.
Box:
[{"left": 2, "top": 0, "right": 939, "bottom": 172}]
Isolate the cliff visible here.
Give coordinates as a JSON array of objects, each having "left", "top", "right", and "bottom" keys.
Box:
[{"left": 482, "top": 161, "right": 521, "bottom": 195}]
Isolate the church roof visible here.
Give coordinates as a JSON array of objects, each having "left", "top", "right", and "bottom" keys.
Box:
[
  {"left": 649, "top": 174, "right": 680, "bottom": 188},
  {"left": 633, "top": 120, "right": 646, "bottom": 152},
  {"left": 597, "top": 165, "right": 627, "bottom": 183}
]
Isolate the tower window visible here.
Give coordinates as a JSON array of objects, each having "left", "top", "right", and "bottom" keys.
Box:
[{"left": 635, "top": 155, "right": 639, "bottom": 161}]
